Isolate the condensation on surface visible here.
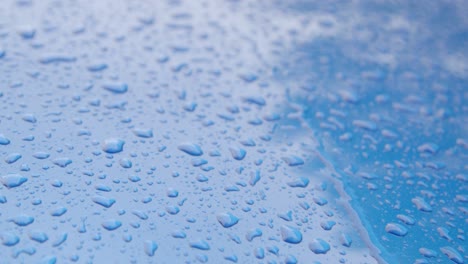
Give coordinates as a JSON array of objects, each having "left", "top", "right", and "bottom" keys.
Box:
[{"left": 0, "top": 0, "right": 467, "bottom": 263}]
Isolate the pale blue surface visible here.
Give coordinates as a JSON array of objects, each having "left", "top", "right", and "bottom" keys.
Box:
[{"left": 0, "top": 0, "right": 467, "bottom": 263}]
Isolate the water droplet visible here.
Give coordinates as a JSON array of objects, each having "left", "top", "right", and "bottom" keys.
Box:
[
  {"left": 239, "top": 73, "right": 257, "bottom": 83},
  {"left": 53, "top": 157, "right": 72, "bottom": 168},
  {"left": 417, "top": 142, "right": 439, "bottom": 154},
  {"left": 178, "top": 143, "right": 203, "bottom": 156},
  {"left": 39, "top": 255, "right": 57, "bottom": 264},
  {"left": 217, "top": 213, "right": 239, "bottom": 228},
  {"left": 167, "top": 188, "right": 179, "bottom": 198},
  {"left": 39, "top": 54, "right": 76, "bottom": 64},
  {"left": 133, "top": 128, "right": 153, "bottom": 138},
  {"left": 440, "top": 246, "right": 463, "bottom": 264},
  {"left": 102, "top": 82, "right": 128, "bottom": 94},
  {"left": 92, "top": 195, "right": 116, "bottom": 208},
  {"left": 280, "top": 225, "right": 302, "bottom": 244},
  {"left": 33, "top": 152, "right": 50, "bottom": 159},
  {"left": 396, "top": 214, "right": 415, "bottom": 225},
  {"left": 50, "top": 207, "right": 67, "bottom": 217},
  {"left": 189, "top": 240, "right": 210, "bottom": 250},
  {"left": 166, "top": 206, "right": 180, "bottom": 215},
  {"left": 102, "top": 219, "right": 122, "bottom": 231},
  {"left": 419, "top": 248, "right": 437, "bottom": 258},
  {"left": 52, "top": 233, "right": 67, "bottom": 247},
  {"left": 285, "top": 255, "right": 298, "bottom": 264},
  {"left": 95, "top": 184, "right": 112, "bottom": 192},
  {"left": 102, "top": 138, "right": 125, "bottom": 154},
  {"left": 1, "top": 174, "right": 28, "bottom": 188},
  {"left": 385, "top": 223, "right": 408, "bottom": 237},
  {"left": 246, "top": 228, "right": 262, "bottom": 242},
  {"left": 340, "top": 233, "right": 352, "bottom": 247},
  {"left": 278, "top": 211, "right": 293, "bottom": 222},
  {"left": 412, "top": 197, "right": 433, "bottom": 212},
  {"left": 119, "top": 158, "right": 132, "bottom": 168},
  {"left": 10, "top": 214, "right": 34, "bottom": 226},
  {"left": 308, "top": 238, "right": 330, "bottom": 254},
  {"left": 352, "top": 120, "right": 377, "bottom": 131},
  {"left": 132, "top": 210, "right": 148, "bottom": 220},
  {"left": 171, "top": 230, "right": 186, "bottom": 239},
  {"left": 29, "top": 230, "right": 48, "bottom": 243},
  {"left": 254, "top": 247, "right": 264, "bottom": 259},
  {"left": 144, "top": 240, "right": 158, "bottom": 256},
  {"left": 0, "top": 134, "right": 11, "bottom": 145},
  {"left": 5, "top": 153, "right": 22, "bottom": 164},
  {"left": 229, "top": 147, "right": 246, "bottom": 160},
  {"left": 1, "top": 232, "right": 20, "bottom": 246},
  {"left": 87, "top": 63, "right": 108, "bottom": 72},
  {"left": 287, "top": 177, "right": 309, "bottom": 188},
  {"left": 282, "top": 155, "right": 304, "bottom": 166},
  {"left": 242, "top": 96, "right": 265, "bottom": 106},
  {"left": 224, "top": 255, "right": 238, "bottom": 262},
  {"left": 320, "top": 220, "right": 336, "bottom": 231},
  {"left": 249, "top": 170, "right": 261, "bottom": 186}
]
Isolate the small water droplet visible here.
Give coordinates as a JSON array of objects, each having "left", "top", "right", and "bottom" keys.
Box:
[
  {"left": 102, "top": 82, "right": 128, "bottom": 94},
  {"left": 282, "top": 155, "right": 304, "bottom": 166},
  {"left": 133, "top": 128, "right": 153, "bottom": 138}
]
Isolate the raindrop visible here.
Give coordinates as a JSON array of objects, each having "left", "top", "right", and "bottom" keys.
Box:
[
  {"left": 217, "top": 213, "right": 239, "bottom": 228},
  {"left": 144, "top": 240, "right": 158, "bottom": 256},
  {"left": 308, "top": 238, "right": 330, "bottom": 254},
  {"left": 280, "top": 225, "right": 302, "bottom": 244},
  {"left": 101, "top": 219, "right": 122, "bottom": 231},
  {"left": 1, "top": 174, "right": 28, "bottom": 188},
  {"left": 102, "top": 138, "right": 125, "bottom": 154},
  {"left": 178, "top": 143, "right": 203, "bottom": 156}
]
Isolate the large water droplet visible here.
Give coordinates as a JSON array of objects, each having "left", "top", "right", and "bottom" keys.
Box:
[
  {"left": 189, "top": 240, "right": 210, "bottom": 250},
  {"left": 10, "top": 214, "right": 34, "bottom": 226},
  {"left": 102, "top": 138, "right": 125, "bottom": 154},
  {"left": 385, "top": 223, "right": 408, "bottom": 237},
  {"left": 92, "top": 196, "right": 116, "bottom": 208},
  {"left": 144, "top": 240, "right": 158, "bottom": 256},
  {"left": 280, "top": 225, "right": 302, "bottom": 244},
  {"left": 178, "top": 143, "right": 203, "bottom": 156},
  {"left": 217, "top": 213, "right": 239, "bottom": 228},
  {"left": 308, "top": 238, "right": 330, "bottom": 254},
  {"left": 1, "top": 174, "right": 28, "bottom": 188}
]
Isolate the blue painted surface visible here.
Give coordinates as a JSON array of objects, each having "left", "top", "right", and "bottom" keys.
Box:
[{"left": 0, "top": 0, "right": 466, "bottom": 263}]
